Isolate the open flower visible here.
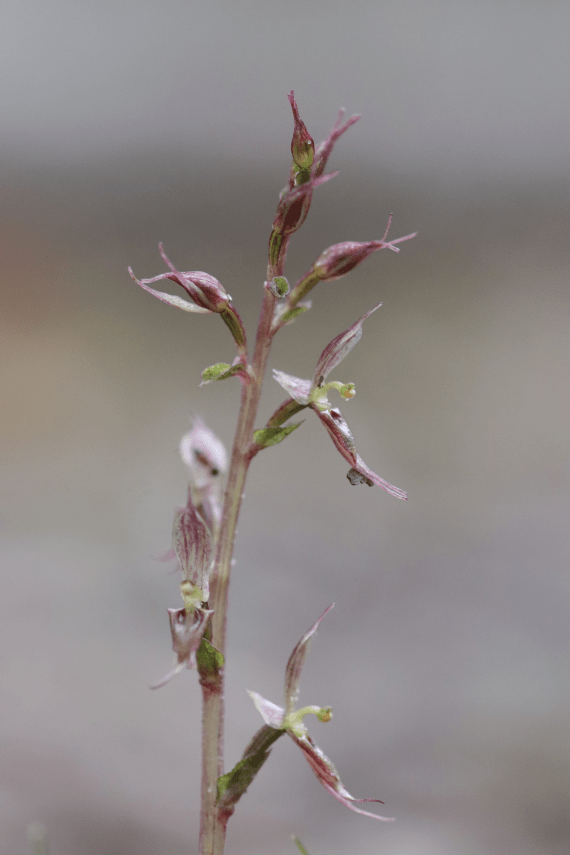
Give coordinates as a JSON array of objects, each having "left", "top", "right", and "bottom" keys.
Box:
[
  {"left": 247, "top": 606, "right": 393, "bottom": 821},
  {"left": 271, "top": 305, "right": 407, "bottom": 499},
  {"left": 151, "top": 474, "right": 216, "bottom": 689},
  {"left": 180, "top": 417, "right": 227, "bottom": 535}
]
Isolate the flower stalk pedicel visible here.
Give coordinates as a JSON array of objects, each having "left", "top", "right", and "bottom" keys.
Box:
[{"left": 131, "top": 91, "right": 414, "bottom": 854}]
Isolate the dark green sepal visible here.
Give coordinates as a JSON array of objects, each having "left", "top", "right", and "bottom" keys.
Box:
[
  {"left": 217, "top": 725, "right": 284, "bottom": 808},
  {"left": 253, "top": 422, "right": 302, "bottom": 449},
  {"left": 196, "top": 638, "right": 224, "bottom": 679}
]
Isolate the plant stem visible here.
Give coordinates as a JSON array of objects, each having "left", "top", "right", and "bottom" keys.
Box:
[{"left": 198, "top": 288, "right": 276, "bottom": 855}]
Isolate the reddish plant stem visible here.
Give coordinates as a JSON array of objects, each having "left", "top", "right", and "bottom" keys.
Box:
[{"left": 198, "top": 286, "right": 277, "bottom": 855}]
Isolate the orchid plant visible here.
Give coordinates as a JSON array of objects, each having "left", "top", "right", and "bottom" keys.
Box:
[{"left": 129, "top": 92, "right": 415, "bottom": 855}]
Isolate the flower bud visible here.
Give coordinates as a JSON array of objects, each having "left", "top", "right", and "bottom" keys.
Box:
[
  {"left": 311, "top": 217, "right": 417, "bottom": 283},
  {"left": 313, "top": 240, "right": 386, "bottom": 282},
  {"left": 272, "top": 172, "right": 337, "bottom": 237},
  {"left": 158, "top": 244, "right": 231, "bottom": 312},
  {"left": 288, "top": 91, "right": 315, "bottom": 172}
]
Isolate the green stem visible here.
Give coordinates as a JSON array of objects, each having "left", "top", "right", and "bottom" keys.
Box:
[{"left": 198, "top": 287, "right": 276, "bottom": 855}]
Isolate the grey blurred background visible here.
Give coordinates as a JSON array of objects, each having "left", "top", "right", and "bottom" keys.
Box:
[{"left": 1, "top": 2, "right": 569, "bottom": 854}]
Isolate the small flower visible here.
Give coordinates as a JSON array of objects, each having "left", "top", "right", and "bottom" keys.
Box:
[
  {"left": 248, "top": 606, "right": 393, "bottom": 821},
  {"left": 272, "top": 306, "right": 407, "bottom": 499},
  {"left": 150, "top": 605, "right": 213, "bottom": 689},
  {"left": 272, "top": 171, "right": 337, "bottom": 238},
  {"left": 151, "top": 486, "right": 215, "bottom": 689},
  {"left": 180, "top": 417, "right": 227, "bottom": 534}
]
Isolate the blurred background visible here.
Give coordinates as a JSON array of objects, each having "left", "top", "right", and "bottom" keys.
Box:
[{"left": 1, "top": 2, "right": 569, "bottom": 854}]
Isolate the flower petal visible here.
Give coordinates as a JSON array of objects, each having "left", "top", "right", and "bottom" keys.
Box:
[
  {"left": 284, "top": 605, "right": 334, "bottom": 717},
  {"left": 312, "top": 304, "right": 382, "bottom": 385},
  {"left": 290, "top": 733, "right": 394, "bottom": 821},
  {"left": 273, "top": 370, "right": 312, "bottom": 405},
  {"left": 247, "top": 690, "right": 286, "bottom": 729}
]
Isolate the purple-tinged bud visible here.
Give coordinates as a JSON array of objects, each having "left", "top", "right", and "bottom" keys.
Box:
[
  {"left": 158, "top": 244, "right": 231, "bottom": 312},
  {"left": 312, "top": 217, "right": 417, "bottom": 282},
  {"left": 272, "top": 172, "right": 336, "bottom": 238},
  {"left": 288, "top": 91, "right": 315, "bottom": 172},
  {"left": 128, "top": 267, "right": 211, "bottom": 314},
  {"left": 130, "top": 246, "right": 231, "bottom": 313},
  {"left": 131, "top": 247, "right": 247, "bottom": 355},
  {"left": 313, "top": 240, "right": 385, "bottom": 282}
]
